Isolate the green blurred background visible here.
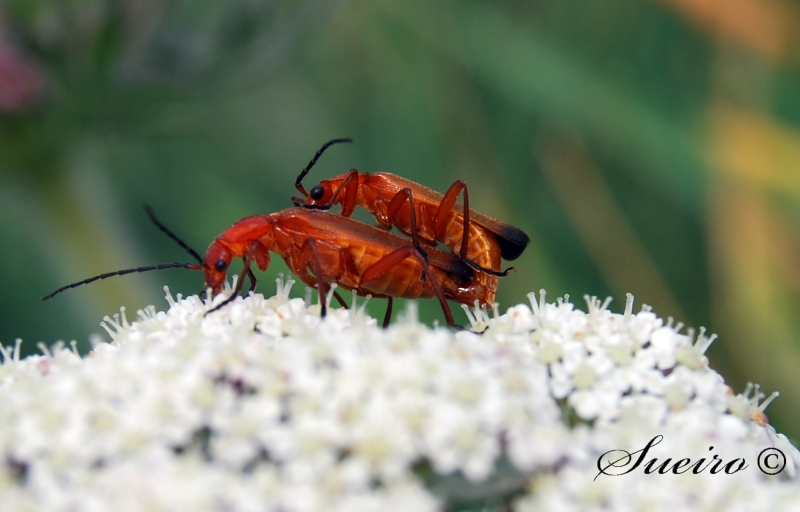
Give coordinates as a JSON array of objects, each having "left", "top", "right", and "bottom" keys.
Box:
[{"left": 2, "top": 0, "right": 800, "bottom": 439}]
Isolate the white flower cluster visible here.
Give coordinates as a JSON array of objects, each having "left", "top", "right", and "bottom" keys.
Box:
[{"left": 1, "top": 279, "right": 799, "bottom": 511}]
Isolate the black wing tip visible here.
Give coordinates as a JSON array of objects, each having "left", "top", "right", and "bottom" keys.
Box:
[{"left": 495, "top": 227, "right": 530, "bottom": 261}]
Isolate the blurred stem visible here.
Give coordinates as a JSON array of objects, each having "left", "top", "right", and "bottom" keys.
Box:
[
  {"left": 706, "top": 173, "right": 800, "bottom": 435},
  {"left": 380, "top": 0, "right": 706, "bottom": 210},
  {"left": 536, "top": 132, "right": 686, "bottom": 322}
]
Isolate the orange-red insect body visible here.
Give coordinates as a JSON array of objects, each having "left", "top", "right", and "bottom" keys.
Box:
[
  {"left": 296, "top": 171, "right": 530, "bottom": 306},
  {"left": 203, "top": 208, "right": 488, "bottom": 326},
  {"left": 43, "top": 206, "right": 485, "bottom": 327}
]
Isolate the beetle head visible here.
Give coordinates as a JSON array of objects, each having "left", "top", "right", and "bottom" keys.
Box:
[
  {"left": 298, "top": 177, "right": 340, "bottom": 209},
  {"left": 203, "top": 240, "right": 233, "bottom": 294}
]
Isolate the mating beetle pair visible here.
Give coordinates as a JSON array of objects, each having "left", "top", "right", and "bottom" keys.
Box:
[{"left": 44, "top": 140, "right": 529, "bottom": 328}]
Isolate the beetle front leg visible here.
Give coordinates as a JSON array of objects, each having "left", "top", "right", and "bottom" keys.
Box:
[
  {"left": 326, "top": 169, "right": 361, "bottom": 216},
  {"left": 206, "top": 251, "right": 255, "bottom": 316}
]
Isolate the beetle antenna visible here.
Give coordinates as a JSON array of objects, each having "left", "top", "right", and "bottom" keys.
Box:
[
  {"left": 295, "top": 138, "right": 353, "bottom": 196},
  {"left": 144, "top": 205, "right": 204, "bottom": 264},
  {"left": 42, "top": 263, "right": 203, "bottom": 301}
]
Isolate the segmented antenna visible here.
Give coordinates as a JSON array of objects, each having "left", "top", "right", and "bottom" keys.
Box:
[
  {"left": 144, "top": 205, "right": 203, "bottom": 264},
  {"left": 42, "top": 262, "right": 202, "bottom": 301},
  {"left": 295, "top": 138, "right": 353, "bottom": 196},
  {"left": 43, "top": 208, "right": 208, "bottom": 301}
]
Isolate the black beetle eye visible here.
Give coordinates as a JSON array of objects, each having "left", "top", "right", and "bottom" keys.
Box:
[
  {"left": 215, "top": 259, "right": 227, "bottom": 272},
  {"left": 310, "top": 185, "right": 324, "bottom": 201}
]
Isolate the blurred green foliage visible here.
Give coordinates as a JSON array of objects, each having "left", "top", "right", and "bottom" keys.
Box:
[{"left": 3, "top": 0, "right": 800, "bottom": 441}]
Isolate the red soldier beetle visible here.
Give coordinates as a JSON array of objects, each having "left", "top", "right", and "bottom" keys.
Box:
[
  {"left": 199, "top": 207, "right": 486, "bottom": 327},
  {"left": 43, "top": 207, "right": 487, "bottom": 328},
  {"left": 292, "top": 139, "right": 530, "bottom": 306}
]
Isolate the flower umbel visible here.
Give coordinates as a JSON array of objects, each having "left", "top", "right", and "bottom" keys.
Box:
[{"left": 1, "top": 287, "right": 799, "bottom": 511}]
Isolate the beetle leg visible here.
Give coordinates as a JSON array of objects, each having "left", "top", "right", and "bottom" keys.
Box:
[
  {"left": 326, "top": 169, "right": 361, "bottom": 216},
  {"left": 371, "top": 197, "right": 393, "bottom": 229},
  {"left": 296, "top": 238, "right": 353, "bottom": 318},
  {"left": 361, "top": 246, "right": 458, "bottom": 328},
  {"left": 462, "top": 258, "right": 516, "bottom": 277},
  {"left": 433, "top": 180, "right": 470, "bottom": 261},
  {"left": 246, "top": 267, "right": 258, "bottom": 293},
  {"left": 333, "top": 291, "right": 348, "bottom": 309},
  {"left": 206, "top": 247, "right": 258, "bottom": 316},
  {"left": 297, "top": 239, "right": 331, "bottom": 318},
  {"left": 382, "top": 296, "right": 393, "bottom": 328},
  {"left": 387, "top": 188, "right": 429, "bottom": 273}
]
